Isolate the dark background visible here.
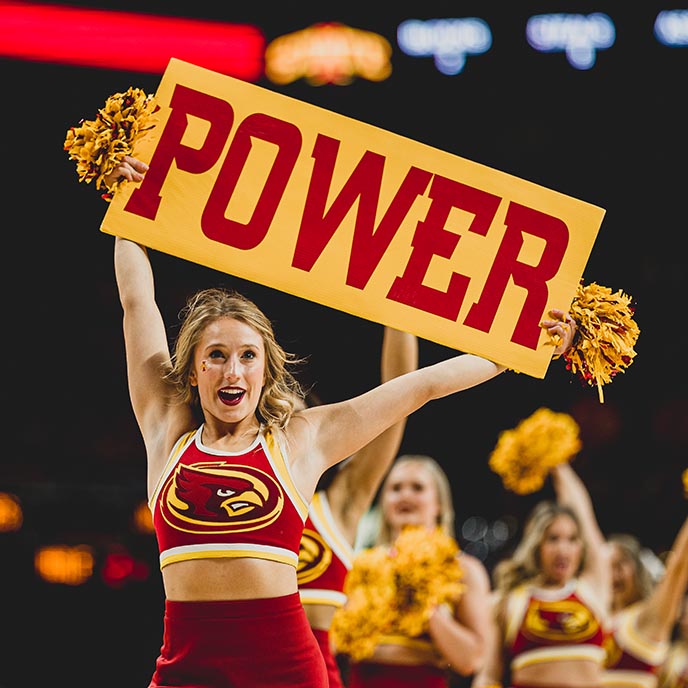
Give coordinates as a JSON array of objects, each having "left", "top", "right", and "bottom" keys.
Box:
[{"left": 2, "top": 2, "right": 686, "bottom": 687}]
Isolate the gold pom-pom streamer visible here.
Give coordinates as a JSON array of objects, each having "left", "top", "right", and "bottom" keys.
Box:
[
  {"left": 489, "top": 407, "right": 581, "bottom": 495},
  {"left": 389, "top": 526, "right": 465, "bottom": 638},
  {"left": 330, "top": 526, "right": 464, "bottom": 661},
  {"left": 64, "top": 87, "right": 157, "bottom": 199},
  {"left": 563, "top": 281, "right": 640, "bottom": 403},
  {"left": 330, "top": 547, "right": 395, "bottom": 661}
]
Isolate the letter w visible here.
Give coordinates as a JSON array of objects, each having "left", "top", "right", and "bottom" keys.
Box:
[{"left": 292, "top": 134, "right": 431, "bottom": 289}]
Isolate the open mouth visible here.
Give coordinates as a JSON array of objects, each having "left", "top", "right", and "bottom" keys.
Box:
[
  {"left": 395, "top": 509, "right": 418, "bottom": 520},
  {"left": 218, "top": 388, "right": 246, "bottom": 406}
]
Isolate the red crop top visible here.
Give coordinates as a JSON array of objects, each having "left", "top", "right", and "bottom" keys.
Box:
[
  {"left": 602, "top": 604, "right": 669, "bottom": 688},
  {"left": 149, "top": 426, "right": 309, "bottom": 570},
  {"left": 505, "top": 579, "right": 609, "bottom": 672},
  {"left": 297, "top": 490, "right": 354, "bottom": 608}
]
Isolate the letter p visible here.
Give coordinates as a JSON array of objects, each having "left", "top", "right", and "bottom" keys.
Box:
[{"left": 125, "top": 84, "right": 235, "bottom": 219}]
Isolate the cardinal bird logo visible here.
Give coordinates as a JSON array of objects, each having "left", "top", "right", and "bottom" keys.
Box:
[
  {"left": 159, "top": 461, "right": 284, "bottom": 533},
  {"left": 297, "top": 528, "right": 332, "bottom": 584},
  {"left": 524, "top": 598, "right": 600, "bottom": 641}
]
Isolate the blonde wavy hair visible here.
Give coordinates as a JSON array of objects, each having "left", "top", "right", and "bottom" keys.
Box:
[
  {"left": 163, "top": 287, "right": 305, "bottom": 430},
  {"left": 493, "top": 500, "right": 586, "bottom": 594},
  {"left": 375, "top": 455, "right": 456, "bottom": 547}
]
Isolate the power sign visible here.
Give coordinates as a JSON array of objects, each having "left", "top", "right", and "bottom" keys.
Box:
[{"left": 102, "top": 58, "right": 604, "bottom": 377}]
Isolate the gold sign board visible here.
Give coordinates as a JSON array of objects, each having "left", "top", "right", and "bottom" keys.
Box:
[{"left": 102, "top": 58, "right": 604, "bottom": 377}]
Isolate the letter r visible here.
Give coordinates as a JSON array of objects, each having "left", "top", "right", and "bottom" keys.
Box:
[{"left": 464, "top": 202, "right": 569, "bottom": 349}]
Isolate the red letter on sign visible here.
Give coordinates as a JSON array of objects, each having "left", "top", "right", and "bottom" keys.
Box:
[
  {"left": 463, "top": 202, "right": 569, "bottom": 349},
  {"left": 292, "top": 135, "right": 430, "bottom": 286},
  {"left": 386, "top": 176, "right": 501, "bottom": 320},
  {"left": 347, "top": 166, "right": 432, "bottom": 289},
  {"left": 292, "top": 135, "right": 383, "bottom": 272},
  {"left": 125, "top": 84, "right": 234, "bottom": 220},
  {"left": 202, "top": 113, "right": 302, "bottom": 250}
]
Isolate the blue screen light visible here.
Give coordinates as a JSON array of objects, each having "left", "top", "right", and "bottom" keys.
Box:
[
  {"left": 526, "top": 13, "right": 615, "bottom": 70},
  {"left": 397, "top": 18, "right": 492, "bottom": 75}
]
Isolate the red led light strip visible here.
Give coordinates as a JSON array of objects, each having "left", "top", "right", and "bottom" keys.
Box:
[{"left": 0, "top": 2, "right": 265, "bottom": 80}]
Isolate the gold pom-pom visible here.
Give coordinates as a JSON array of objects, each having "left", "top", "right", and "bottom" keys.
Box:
[
  {"left": 489, "top": 407, "right": 581, "bottom": 495},
  {"left": 683, "top": 468, "right": 687, "bottom": 499},
  {"left": 330, "top": 547, "right": 395, "bottom": 661},
  {"left": 390, "top": 526, "right": 465, "bottom": 638},
  {"left": 330, "top": 526, "right": 464, "bottom": 661},
  {"left": 564, "top": 281, "right": 640, "bottom": 403},
  {"left": 64, "top": 87, "right": 157, "bottom": 199}
]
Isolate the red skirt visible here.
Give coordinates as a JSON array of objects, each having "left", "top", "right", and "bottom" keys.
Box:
[
  {"left": 149, "top": 593, "right": 327, "bottom": 687},
  {"left": 311, "top": 628, "right": 344, "bottom": 688},
  {"left": 348, "top": 662, "right": 449, "bottom": 687}
]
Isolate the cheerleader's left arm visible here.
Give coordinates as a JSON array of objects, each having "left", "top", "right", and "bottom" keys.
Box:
[{"left": 427, "top": 553, "right": 493, "bottom": 676}]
